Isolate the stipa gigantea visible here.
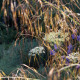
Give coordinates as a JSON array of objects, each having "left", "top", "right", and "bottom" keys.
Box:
[
  {"left": 38, "top": 0, "right": 43, "bottom": 7},
  {"left": 50, "top": 8, "right": 54, "bottom": 30},
  {"left": 11, "top": 0, "right": 14, "bottom": 12},
  {"left": 1, "top": 0, "right": 6, "bottom": 11},
  {"left": 13, "top": 11, "right": 18, "bottom": 31},
  {"left": 4, "top": 9, "right": 7, "bottom": 17},
  {"left": 0, "top": 73, "right": 3, "bottom": 80},
  {"left": 7, "top": 0, "right": 9, "bottom": 5},
  {"left": 1, "top": 0, "right": 80, "bottom": 79},
  {"left": 18, "top": 9, "right": 21, "bottom": 17}
]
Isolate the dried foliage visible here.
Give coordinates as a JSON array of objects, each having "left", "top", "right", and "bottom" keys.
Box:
[{"left": 0, "top": 0, "right": 80, "bottom": 79}]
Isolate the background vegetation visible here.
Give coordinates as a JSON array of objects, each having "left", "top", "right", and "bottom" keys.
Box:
[{"left": 0, "top": 0, "right": 80, "bottom": 80}]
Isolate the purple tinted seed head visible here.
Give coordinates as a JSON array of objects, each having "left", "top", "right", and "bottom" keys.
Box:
[
  {"left": 67, "top": 49, "right": 71, "bottom": 54},
  {"left": 71, "top": 34, "right": 76, "bottom": 39},
  {"left": 77, "top": 35, "right": 80, "bottom": 42},
  {"left": 61, "top": 55, "right": 64, "bottom": 58},
  {"left": 50, "top": 49, "right": 56, "bottom": 55},
  {"left": 76, "top": 65, "right": 80, "bottom": 69},
  {"left": 68, "top": 44, "right": 73, "bottom": 50},
  {"left": 61, "top": 61, "right": 62, "bottom": 64},
  {"left": 67, "top": 44, "right": 73, "bottom": 54},
  {"left": 50, "top": 50, "right": 53, "bottom": 55},
  {"left": 66, "top": 58, "right": 70, "bottom": 65},
  {"left": 54, "top": 44, "right": 58, "bottom": 50},
  {"left": 66, "top": 58, "right": 70, "bottom": 62},
  {"left": 61, "top": 56, "right": 65, "bottom": 59},
  {"left": 73, "top": 29, "right": 77, "bottom": 33}
]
